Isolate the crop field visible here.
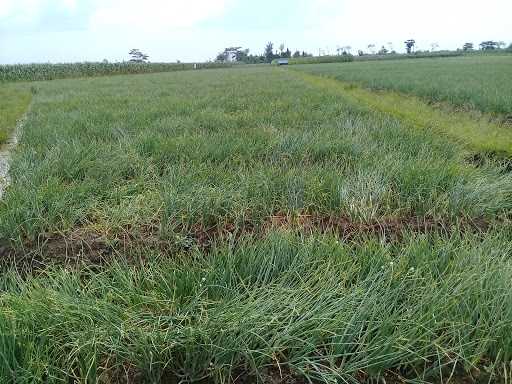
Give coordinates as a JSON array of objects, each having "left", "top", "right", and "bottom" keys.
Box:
[
  {"left": 1, "top": 58, "right": 512, "bottom": 383},
  {"left": 294, "top": 55, "right": 512, "bottom": 116},
  {"left": 287, "top": 50, "right": 464, "bottom": 66},
  {"left": 0, "top": 62, "right": 233, "bottom": 83}
]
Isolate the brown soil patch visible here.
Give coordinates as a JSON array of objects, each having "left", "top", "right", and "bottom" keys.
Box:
[
  {"left": 191, "top": 213, "right": 489, "bottom": 250},
  {"left": 0, "top": 213, "right": 491, "bottom": 271},
  {"left": 93, "top": 363, "right": 503, "bottom": 384},
  {"left": 101, "top": 364, "right": 308, "bottom": 384},
  {"left": 465, "top": 152, "right": 512, "bottom": 172},
  {"left": 503, "top": 115, "right": 512, "bottom": 127}
]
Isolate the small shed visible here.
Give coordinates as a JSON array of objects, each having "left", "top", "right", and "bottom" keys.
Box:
[
  {"left": 225, "top": 50, "right": 238, "bottom": 62},
  {"left": 277, "top": 59, "right": 289, "bottom": 66}
]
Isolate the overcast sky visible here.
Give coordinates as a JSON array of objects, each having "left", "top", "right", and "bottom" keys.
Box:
[{"left": 1, "top": 0, "right": 511, "bottom": 64}]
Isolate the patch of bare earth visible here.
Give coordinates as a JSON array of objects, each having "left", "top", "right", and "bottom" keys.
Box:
[
  {"left": 465, "top": 152, "right": 512, "bottom": 172},
  {"left": 0, "top": 213, "right": 491, "bottom": 271},
  {"left": 85, "top": 362, "right": 504, "bottom": 384},
  {"left": 0, "top": 112, "right": 25, "bottom": 199}
]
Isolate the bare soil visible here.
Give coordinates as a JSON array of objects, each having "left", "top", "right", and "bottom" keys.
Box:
[
  {"left": 0, "top": 213, "right": 492, "bottom": 272},
  {"left": 0, "top": 117, "right": 21, "bottom": 199}
]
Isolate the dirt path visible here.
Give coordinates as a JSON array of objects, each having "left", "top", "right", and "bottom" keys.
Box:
[{"left": 0, "top": 113, "right": 26, "bottom": 199}]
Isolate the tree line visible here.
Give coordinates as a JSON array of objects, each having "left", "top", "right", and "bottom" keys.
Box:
[
  {"left": 216, "top": 42, "right": 313, "bottom": 64},
  {"left": 215, "top": 39, "right": 512, "bottom": 63},
  {"left": 126, "top": 39, "right": 512, "bottom": 65},
  {"left": 463, "top": 41, "right": 510, "bottom": 51}
]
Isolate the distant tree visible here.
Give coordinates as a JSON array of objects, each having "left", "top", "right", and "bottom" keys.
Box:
[
  {"left": 236, "top": 48, "right": 250, "bottom": 62},
  {"left": 244, "top": 53, "right": 265, "bottom": 64},
  {"left": 292, "top": 50, "right": 301, "bottom": 58},
  {"left": 497, "top": 41, "right": 506, "bottom": 49},
  {"left": 378, "top": 46, "right": 388, "bottom": 55},
  {"left": 278, "top": 43, "right": 285, "bottom": 56},
  {"left": 367, "top": 44, "right": 376, "bottom": 54},
  {"left": 216, "top": 47, "right": 243, "bottom": 62},
  {"left": 462, "top": 42, "right": 474, "bottom": 51},
  {"left": 404, "top": 39, "right": 415, "bottom": 54},
  {"left": 335, "top": 45, "right": 350, "bottom": 55},
  {"left": 479, "top": 41, "right": 498, "bottom": 50},
  {"left": 508, "top": 43, "right": 512, "bottom": 51},
  {"left": 264, "top": 42, "right": 275, "bottom": 63},
  {"left": 129, "top": 49, "right": 149, "bottom": 63},
  {"left": 282, "top": 48, "right": 291, "bottom": 58},
  {"left": 357, "top": 50, "right": 365, "bottom": 56}
]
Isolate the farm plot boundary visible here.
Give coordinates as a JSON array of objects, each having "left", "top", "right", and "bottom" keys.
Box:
[{"left": 291, "top": 70, "right": 512, "bottom": 159}]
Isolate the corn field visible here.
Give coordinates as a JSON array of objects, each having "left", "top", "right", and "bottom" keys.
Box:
[{"left": 0, "top": 61, "right": 235, "bottom": 82}]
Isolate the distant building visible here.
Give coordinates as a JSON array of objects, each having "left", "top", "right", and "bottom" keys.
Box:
[
  {"left": 277, "top": 59, "right": 289, "bottom": 65},
  {"left": 225, "top": 50, "right": 238, "bottom": 62}
]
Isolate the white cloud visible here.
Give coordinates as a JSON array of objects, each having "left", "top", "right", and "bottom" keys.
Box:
[
  {"left": 0, "top": 0, "right": 14, "bottom": 18},
  {"left": 0, "top": 0, "right": 511, "bottom": 63},
  {"left": 89, "top": 0, "right": 231, "bottom": 31},
  {"left": 61, "top": 0, "right": 77, "bottom": 11},
  {"left": 294, "top": 0, "right": 512, "bottom": 53},
  {"left": 0, "top": 0, "right": 41, "bottom": 22},
  {"left": 0, "top": 0, "right": 80, "bottom": 29}
]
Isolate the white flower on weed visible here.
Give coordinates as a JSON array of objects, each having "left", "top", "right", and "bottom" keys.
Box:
[
  {"left": 389, "top": 261, "right": 394, "bottom": 266},
  {"left": 201, "top": 277, "right": 206, "bottom": 282},
  {"left": 409, "top": 267, "right": 415, "bottom": 272}
]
